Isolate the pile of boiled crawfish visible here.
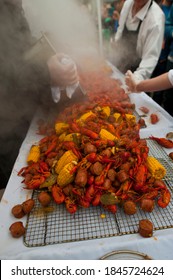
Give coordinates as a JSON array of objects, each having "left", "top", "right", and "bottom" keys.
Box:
[{"left": 18, "top": 69, "right": 171, "bottom": 215}]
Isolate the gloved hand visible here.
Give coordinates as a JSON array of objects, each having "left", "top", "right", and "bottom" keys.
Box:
[
  {"left": 125, "top": 70, "right": 141, "bottom": 93},
  {"left": 47, "top": 53, "right": 78, "bottom": 88}
]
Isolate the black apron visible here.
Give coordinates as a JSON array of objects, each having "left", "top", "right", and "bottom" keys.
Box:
[{"left": 117, "top": 0, "right": 153, "bottom": 74}]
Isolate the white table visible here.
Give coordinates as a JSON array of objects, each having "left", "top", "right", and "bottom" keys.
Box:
[{"left": 1, "top": 77, "right": 173, "bottom": 260}]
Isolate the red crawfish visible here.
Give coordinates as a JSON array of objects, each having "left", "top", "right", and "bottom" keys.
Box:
[
  {"left": 80, "top": 127, "right": 99, "bottom": 140},
  {"left": 157, "top": 189, "right": 171, "bottom": 208},
  {"left": 23, "top": 174, "right": 46, "bottom": 190},
  {"left": 103, "top": 204, "right": 117, "bottom": 214},
  {"left": 149, "top": 136, "right": 173, "bottom": 148},
  {"left": 65, "top": 197, "right": 77, "bottom": 214},
  {"left": 52, "top": 185, "right": 65, "bottom": 204},
  {"left": 85, "top": 184, "right": 96, "bottom": 202},
  {"left": 153, "top": 179, "right": 171, "bottom": 208},
  {"left": 18, "top": 161, "right": 50, "bottom": 189},
  {"left": 150, "top": 113, "right": 159, "bottom": 124},
  {"left": 133, "top": 164, "right": 148, "bottom": 191},
  {"left": 63, "top": 141, "right": 82, "bottom": 158},
  {"left": 92, "top": 191, "right": 102, "bottom": 206}
]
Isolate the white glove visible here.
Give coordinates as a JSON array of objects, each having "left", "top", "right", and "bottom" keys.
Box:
[
  {"left": 61, "top": 57, "right": 79, "bottom": 99},
  {"left": 51, "top": 86, "right": 61, "bottom": 103},
  {"left": 47, "top": 53, "right": 79, "bottom": 87},
  {"left": 49, "top": 54, "right": 79, "bottom": 103},
  {"left": 125, "top": 70, "right": 141, "bottom": 93}
]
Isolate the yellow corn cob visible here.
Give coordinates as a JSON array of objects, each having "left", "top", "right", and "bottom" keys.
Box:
[
  {"left": 57, "top": 162, "right": 76, "bottom": 187},
  {"left": 99, "top": 128, "right": 117, "bottom": 141},
  {"left": 58, "top": 132, "right": 67, "bottom": 142},
  {"left": 146, "top": 156, "right": 166, "bottom": 179},
  {"left": 77, "top": 111, "right": 95, "bottom": 124},
  {"left": 113, "top": 113, "right": 121, "bottom": 121},
  {"left": 55, "top": 150, "right": 78, "bottom": 174},
  {"left": 125, "top": 114, "right": 136, "bottom": 122},
  {"left": 55, "top": 122, "right": 69, "bottom": 135},
  {"left": 64, "top": 133, "right": 81, "bottom": 142},
  {"left": 27, "top": 145, "right": 40, "bottom": 163},
  {"left": 102, "top": 106, "right": 111, "bottom": 117},
  {"left": 111, "top": 146, "right": 119, "bottom": 155}
]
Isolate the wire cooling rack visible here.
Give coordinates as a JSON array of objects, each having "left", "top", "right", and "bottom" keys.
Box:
[{"left": 24, "top": 139, "right": 173, "bottom": 247}]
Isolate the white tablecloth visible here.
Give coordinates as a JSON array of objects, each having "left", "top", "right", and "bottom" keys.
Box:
[{"left": 1, "top": 74, "right": 173, "bottom": 260}]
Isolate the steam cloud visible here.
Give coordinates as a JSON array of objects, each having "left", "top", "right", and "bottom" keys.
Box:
[
  {"left": 22, "top": 0, "right": 101, "bottom": 63},
  {"left": 0, "top": 0, "right": 103, "bottom": 139},
  {"left": 0, "top": 0, "right": 118, "bottom": 182}
]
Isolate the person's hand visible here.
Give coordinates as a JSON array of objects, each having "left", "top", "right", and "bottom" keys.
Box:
[
  {"left": 47, "top": 54, "right": 78, "bottom": 87},
  {"left": 125, "top": 70, "right": 141, "bottom": 93}
]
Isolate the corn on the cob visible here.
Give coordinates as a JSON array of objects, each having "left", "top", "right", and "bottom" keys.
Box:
[
  {"left": 102, "top": 106, "right": 111, "bottom": 117},
  {"left": 146, "top": 156, "right": 166, "bottom": 179},
  {"left": 58, "top": 132, "right": 67, "bottom": 142},
  {"left": 55, "top": 122, "right": 69, "bottom": 135},
  {"left": 113, "top": 113, "right": 136, "bottom": 123},
  {"left": 125, "top": 114, "right": 136, "bottom": 122},
  {"left": 27, "top": 145, "right": 40, "bottom": 163},
  {"left": 111, "top": 146, "right": 119, "bottom": 154},
  {"left": 77, "top": 111, "right": 95, "bottom": 124},
  {"left": 99, "top": 128, "right": 117, "bottom": 141},
  {"left": 57, "top": 162, "right": 76, "bottom": 187},
  {"left": 113, "top": 113, "right": 121, "bottom": 121},
  {"left": 64, "top": 133, "right": 81, "bottom": 142},
  {"left": 55, "top": 150, "right": 78, "bottom": 174}
]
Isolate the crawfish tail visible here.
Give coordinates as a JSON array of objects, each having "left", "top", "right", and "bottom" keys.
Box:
[
  {"left": 149, "top": 136, "right": 173, "bottom": 148},
  {"left": 157, "top": 189, "right": 171, "bottom": 208},
  {"left": 80, "top": 127, "right": 99, "bottom": 140}
]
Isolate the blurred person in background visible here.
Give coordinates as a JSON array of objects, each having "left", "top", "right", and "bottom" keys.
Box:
[
  {"left": 0, "top": 0, "right": 78, "bottom": 188},
  {"left": 112, "top": 9, "right": 120, "bottom": 35},
  {"left": 102, "top": 1, "right": 125, "bottom": 52},
  {"left": 152, "top": 0, "right": 172, "bottom": 106},
  {"left": 111, "top": 1, "right": 125, "bottom": 36},
  {"left": 113, "top": 0, "right": 165, "bottom": 81},
  {"left": 102, "top": 3, "right": 114, "bottom": 42},
  {"left": 109, "top": 0, "right": 125, "bottom": 17},
  {"left": 161, "top": 2, "right": 173, "bottom": 116}
]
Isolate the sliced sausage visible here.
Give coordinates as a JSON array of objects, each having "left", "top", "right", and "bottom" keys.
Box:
[
  {"left": 107, "top": 169, "right": 116, "bottom": 181},
  {"left": 11, "top": 205, "right": 25, "bottom": 219},
  {"left": 22, "top": 199, "right": 35, "bottom": 214},
  {"left": 90, "top": 162, "right": 104, "bottom": 176},
  {"left": 84, "top": 143, "right": 97, "bottom": 154},
  {"left": 75, "top": 168, "right": 88, "bottom": 187},
  {"left": 139, "top": 219, "right": 153, "bottom": 238},
  {"left": 38, "top": 192, "right": 51, "bottom": 207},
  {"left": 140, "top": 199, "right": 155, "bottom": 213},
  {"left": 9, "top": 221, "right": 25, "bottom": 238},
  {"left": 123, "top": 200, "right": 137, "bottom": 215}
]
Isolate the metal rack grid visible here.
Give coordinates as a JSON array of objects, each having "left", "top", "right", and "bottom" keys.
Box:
[
  {"left": 24, "top": 200, "right": 119, "bottom": 247},
  {"left": 24, "top": 139, "right": 173, "bottom": 247}
]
